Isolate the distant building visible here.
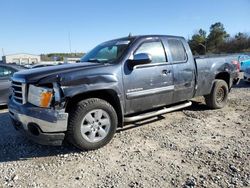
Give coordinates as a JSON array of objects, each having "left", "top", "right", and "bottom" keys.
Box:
[
  {"left": 2, "top": 53, "right": 41, "bottom": 65},
  {"left": 63, "top": 57, "right": 81, "bottom": 63}
]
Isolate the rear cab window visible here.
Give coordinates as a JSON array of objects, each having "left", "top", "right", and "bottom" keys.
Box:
[{"left": 167, "top": 38, "right": 187, "bottom": 63}]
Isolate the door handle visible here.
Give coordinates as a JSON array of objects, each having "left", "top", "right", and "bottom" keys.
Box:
[{"left": 162, "top": 69, "right": 171, "bottom": 75}]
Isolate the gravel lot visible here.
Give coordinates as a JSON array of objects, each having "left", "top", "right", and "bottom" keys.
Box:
[{"left": 0, "top": 80, "right": 249, "bottom": 188}]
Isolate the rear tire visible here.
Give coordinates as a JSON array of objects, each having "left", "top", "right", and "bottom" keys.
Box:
[
  {"left": 204, "top": 79, "right": 229, "bottom": 109},
  {"left": 67, "top": 98, "right": 118, "bottom": 151}
]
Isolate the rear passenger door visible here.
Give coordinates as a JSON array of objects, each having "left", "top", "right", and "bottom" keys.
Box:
[{"left": 163, "top": 38, "right": 196, "bottom": 103}]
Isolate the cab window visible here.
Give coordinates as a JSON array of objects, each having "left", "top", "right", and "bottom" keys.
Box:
[
  {"left": 134, "top": 41, "right": 167, "bottom": 63},
  {"left": 168, "top": 39, "right": 187, "bottom": 63}
]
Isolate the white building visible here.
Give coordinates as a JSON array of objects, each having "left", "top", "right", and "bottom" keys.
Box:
[{"left": 2, "top": 53, "right": 41, "bottom": 65}]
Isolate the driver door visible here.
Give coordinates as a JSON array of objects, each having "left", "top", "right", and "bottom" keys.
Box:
[{"left": 123, "top": 38, "right": 174, "bottom": 114}]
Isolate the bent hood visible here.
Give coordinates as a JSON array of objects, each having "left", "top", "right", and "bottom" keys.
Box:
[{"left": 13, "top": 62, "right": 105, "bottom": 84}]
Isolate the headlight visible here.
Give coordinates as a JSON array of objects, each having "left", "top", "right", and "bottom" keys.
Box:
[{"left": 28, "top": 85, "right": 53, "bottom": 108}]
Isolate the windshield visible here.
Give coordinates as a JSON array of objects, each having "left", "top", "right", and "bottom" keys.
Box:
[{"left": 80, "top": 39, "right": 132, "bottom": 63}]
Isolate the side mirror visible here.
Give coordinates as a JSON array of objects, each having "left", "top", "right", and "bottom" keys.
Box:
[{"left": 128, "top": 53, "right": 152, "bottom": 69}]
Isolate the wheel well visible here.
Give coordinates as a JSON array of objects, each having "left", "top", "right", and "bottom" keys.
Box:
[
  {"left": 215, "top": 72, "right": 230, "bottom": 87},
  {"left": 65, "top": 90, "right": 123, "bottom": 127}
]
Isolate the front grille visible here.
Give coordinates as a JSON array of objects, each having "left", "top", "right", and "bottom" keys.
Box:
[{"left": 11, "top": 80, "right": 27, "bottom": 104}]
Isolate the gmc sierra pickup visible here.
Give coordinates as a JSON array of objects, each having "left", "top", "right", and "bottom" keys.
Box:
[{"left": 8, "top": 35, "right": 239, "bottom": 150}]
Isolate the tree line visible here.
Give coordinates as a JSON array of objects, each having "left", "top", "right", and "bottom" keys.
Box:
[
  {"left": 188, "top": 22, "right": 250, "bottom": 55},
  {"left": 40, "top": 23, "right": 250, "bottom": 60}
]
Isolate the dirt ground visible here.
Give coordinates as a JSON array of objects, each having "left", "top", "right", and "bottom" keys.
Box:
[{"left": 0, "top": 80, "right": 249, "bottom": 188}]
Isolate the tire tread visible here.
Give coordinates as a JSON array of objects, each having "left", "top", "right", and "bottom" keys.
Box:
[
  {"left": 204, "top": 79, "right": 228, "bottom": 109},
  {"left": 67, "top": 98, "right": 117, "bottom": 150}
]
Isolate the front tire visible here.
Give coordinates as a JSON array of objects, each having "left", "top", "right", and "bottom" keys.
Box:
[
  {"left": 67, "top": 98, "right": 118, "bottom": 151},
  {"left": 204, "top": 79, "right": 229, "bottom": 109}
]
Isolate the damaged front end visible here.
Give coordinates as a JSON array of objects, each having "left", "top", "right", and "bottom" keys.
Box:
[{"left": 8, "top": 77, "right": 68, "bottom": 146}]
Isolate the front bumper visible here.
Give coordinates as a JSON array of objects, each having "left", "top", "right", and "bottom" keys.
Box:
[{"left": 8, "top": 99, "right": 68, "bottom": 146}]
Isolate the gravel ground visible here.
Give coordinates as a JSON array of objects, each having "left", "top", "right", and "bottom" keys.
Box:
[{"left": 0, "top": 80, "right": 249, "bottom": 188}]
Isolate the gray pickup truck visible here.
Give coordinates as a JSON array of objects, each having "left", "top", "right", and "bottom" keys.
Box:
[{"left": 9, "top": 35, "right": 239, "bottom": 150}]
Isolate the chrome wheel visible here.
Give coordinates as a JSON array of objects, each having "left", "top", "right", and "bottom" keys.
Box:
[{"left": 80, "top": 109, "right": 111, "bottom": 143}]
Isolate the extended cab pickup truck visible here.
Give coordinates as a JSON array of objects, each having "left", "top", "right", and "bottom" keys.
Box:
[{"left": 9, "top": 35, "right": 240, "bottom": 150}]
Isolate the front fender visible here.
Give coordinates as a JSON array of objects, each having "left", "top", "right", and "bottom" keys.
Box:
[{"left": 60, "top": 74, "right": 120, "bottom": 98}]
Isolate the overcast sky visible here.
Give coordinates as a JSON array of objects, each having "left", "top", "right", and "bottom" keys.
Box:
[{"left": 0, "top": 0, "right": 249, "bottom": 57}]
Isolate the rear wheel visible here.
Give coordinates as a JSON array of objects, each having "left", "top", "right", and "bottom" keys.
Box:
[
  {"left": 204, "top": 79, "right": 229, "bottom": 109},
  {"left": 67, "top": 98, "right": 118, "bottom": 150}
]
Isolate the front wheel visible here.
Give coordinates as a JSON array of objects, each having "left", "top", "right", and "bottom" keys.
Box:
[
  {"left": 67, "top": 98, "right": 118, "bottom": 150},
  {"left": 204, "top": 79, "right": 229, "bottom": 109}
]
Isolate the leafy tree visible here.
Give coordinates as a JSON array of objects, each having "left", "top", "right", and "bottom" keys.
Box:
[
  {"left": 207, "top": 22, "right": 229, "bottom": 53},
  {"left": 233, "top": 32, "right": 249, "bottom": 52},
  {"left": 189, "top": 22, "right": 250, "bottom": 54},
  {"left": 188, "top": 29, "right": 207, "bottom": 55},
  {"left": 235, "top": 32, "right": 248, "bottom": 41},
  {"left": 218, "top": 32, "right": 250, "bottom": 53}
]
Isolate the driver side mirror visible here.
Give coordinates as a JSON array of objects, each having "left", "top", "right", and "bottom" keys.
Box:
[{"left": 128, "top": 53, "right": 152, "bottom": 69}]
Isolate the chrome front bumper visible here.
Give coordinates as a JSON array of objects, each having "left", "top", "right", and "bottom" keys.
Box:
[{"left": 8, "top": 99, "right": 68, "bottom": 145}]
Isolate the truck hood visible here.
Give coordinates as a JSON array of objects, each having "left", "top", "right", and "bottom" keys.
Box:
[{"left": 13, "top": 62, "right": 105, "bottom": 84}]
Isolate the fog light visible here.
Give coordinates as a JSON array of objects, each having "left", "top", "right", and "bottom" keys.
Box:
[{"left": 28, "top": 123, "right": 40, "bottom": 136}]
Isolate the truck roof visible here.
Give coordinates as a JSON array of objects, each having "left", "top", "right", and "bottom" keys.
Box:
[{"left": 114, "top": 35, "right": 185, "bottom": 41}]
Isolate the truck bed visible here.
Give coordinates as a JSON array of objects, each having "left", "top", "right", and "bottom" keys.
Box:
[{"left": 194, "top": 54, "right": 239, "bottom": 97}]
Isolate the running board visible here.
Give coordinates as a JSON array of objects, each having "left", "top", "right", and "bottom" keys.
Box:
[{"left": 124, "top": 101, "right": 192, "bottom": 123}]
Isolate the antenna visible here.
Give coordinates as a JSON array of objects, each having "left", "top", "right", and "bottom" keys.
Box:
[
  {"left": 68, "top": 32, "right": 72, "bottom": 54},
  {"left": 128, "top": 32, "right": 132, "bottom": 37},
  {"left": 2, "top": 48, "right": 5, "bottom": 56}
]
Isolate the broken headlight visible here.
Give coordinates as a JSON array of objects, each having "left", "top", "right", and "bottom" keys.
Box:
[{"left": 28, "top": 85, "right": 53, "bottom": 108}]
